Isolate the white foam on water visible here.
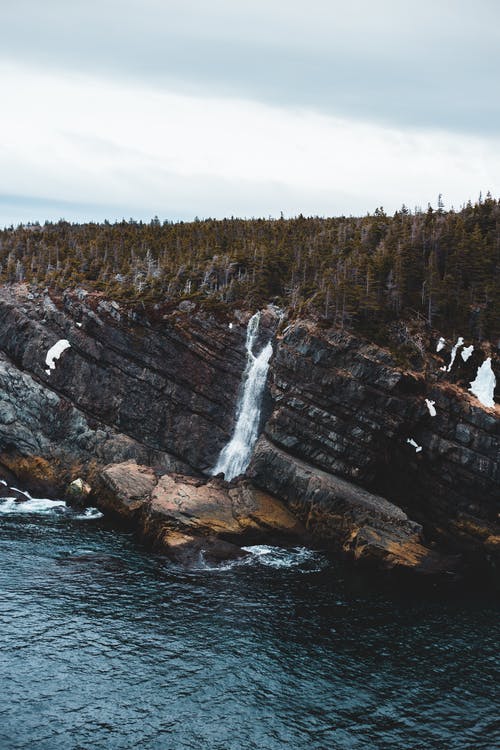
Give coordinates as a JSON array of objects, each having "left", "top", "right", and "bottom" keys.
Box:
[
  {"left": 189, "top": 545, "right": 327, "bottom": 573},
  {"left": 74, "top": 507, "right": 104, "bottom": 520},
  {"left": 0, "top": 497, "right": 67, "bottom": 514},
  {"left": 242, "top": 544, "right": 327, "bottom": 571}
]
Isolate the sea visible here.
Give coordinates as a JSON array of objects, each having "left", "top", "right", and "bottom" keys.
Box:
[{"left": 0, "top": 496, "right": 498, "bottom": 749}]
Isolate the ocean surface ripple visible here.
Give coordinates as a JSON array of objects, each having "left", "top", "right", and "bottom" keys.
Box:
[{"left": 0, "top": 498, "right": 498, "bottom": 750}]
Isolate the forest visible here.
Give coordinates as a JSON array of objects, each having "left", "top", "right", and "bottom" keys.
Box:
[{"left": 0, "top": 195, "right": 498, "bottom": 342}]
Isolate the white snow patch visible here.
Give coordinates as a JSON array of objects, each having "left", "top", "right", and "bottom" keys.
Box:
[
  {"left": 45, "top": 339, "right": 71, "bottom": 374},
  {"left": 0, "top": 479, "right": 6, "bottom": 486},
  {"left": 425, "top": 399, "right": 437, "bottom": 417},
  {"left": 461, "top": 345, "right": 474, "bottom": 362},
  {"left": 407, "top": 438, "right": 422, "bottom": 453},
  {"left": 76, "top": 322, "right": 83, "bottom": 328},
  {"left": 436, "top": 337, "right": 446, "bottom": 352},
  {"left": 447, "top": 336, "right": 464, "bottom": 372},
  {"left": 469, "top": 358, "right": 496, "bottom": 408},
  {"left": 228, "top": 322, "right": 233, "bottom": 329}
]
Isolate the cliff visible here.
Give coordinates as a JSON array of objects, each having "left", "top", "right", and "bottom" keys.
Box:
[
  {"left": 0, "top": 284, "right": 498, "bottom": 579},
  {"left": 249, "top": 323, "right": 499, "bottom": 572}
]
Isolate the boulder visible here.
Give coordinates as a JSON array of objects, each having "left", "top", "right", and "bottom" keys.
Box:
[
  {"left": 248, "top": 436, "right": 455, "bottom": 575},
  {"left": 97, "top": 460, "right": 157, "bottom": 521},
  {"left": 148, "top": 530, "right": 249, "bottom": 567},
  {"left": 65, "top": 477, "right": 92, "bottom": 506},
  {"left": 142, "top": 472, "right": 305, "bottom": 544},
  {"left": 93, "top": 461, "right": 306, "bottom": 564}
]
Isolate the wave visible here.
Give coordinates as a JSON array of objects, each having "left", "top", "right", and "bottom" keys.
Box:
[
  {"left": 73, "top": 507, "right": 104, "bottom": 520},
  {"left": 0, "top": 494, "right": 102, "bottom": 520},
  {"left": 190, "top": 544, "right": 327, "bottom": 573},
  {"left": 242, "top": 544, "right": 327, "bottom": 571},
  {"left": 0, "top": 497, "right": 66, "bottom": 514}
]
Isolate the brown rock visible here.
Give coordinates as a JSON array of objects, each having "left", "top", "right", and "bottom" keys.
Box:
[
  {"left": 343, "top": 526, "right": 455, "bottom": 575},
  {"left": 144, "top": 472, "right": 305, "bottom": 543},
  {"left": 249, "top": 436, "right": 454, "bottom": 575},
  {"left": 156, "top": 529, "right": 249, "bottom": 566},
  {"left": 96, "top": 460, "right": 157, "bottom": 520},
  {"left": 93, "top": 461, "right": 305, "bottom": 565}
]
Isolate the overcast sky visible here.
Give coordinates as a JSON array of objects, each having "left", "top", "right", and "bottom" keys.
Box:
[{"left": 1, "top": 0, "right": 499, "bottom": 225}]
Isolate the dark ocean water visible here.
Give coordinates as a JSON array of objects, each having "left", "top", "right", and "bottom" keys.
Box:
[{"left": 0, "top": 497, "right": 498, "bottom": 750}]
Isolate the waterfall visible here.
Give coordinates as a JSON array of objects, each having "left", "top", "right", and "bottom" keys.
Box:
[{"left": 211, "top": 312, "right": 273, "bottom": 481}]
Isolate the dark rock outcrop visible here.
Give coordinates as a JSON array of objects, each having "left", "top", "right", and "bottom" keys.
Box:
[
  {"left": 0, "top": 285, "right": 250, "bottom": 475},
  {"left": 0, "top": 284, "right": 498, "bottom": 579},
  {"left": 252, "top": 322, "right": 499, "bottom": 569},
  {"left": 248, "top": 436, "right": 453, "bottom": 574}
]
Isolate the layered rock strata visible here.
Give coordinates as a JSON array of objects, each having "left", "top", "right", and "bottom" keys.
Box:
[
  {"left": 256, "top": 322, "right": 499, "bottom": 568},
  {"left": 0, "top": 284, "right": 498, "bottom": 577}
]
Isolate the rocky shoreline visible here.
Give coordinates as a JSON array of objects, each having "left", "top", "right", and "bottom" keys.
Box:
[{"left": 0, "top": 283, "right": 498, "bottom": 581}]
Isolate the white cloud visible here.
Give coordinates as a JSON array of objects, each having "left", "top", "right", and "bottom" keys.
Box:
[{"left": 0, "top": 62, "right": 499, "bottom": 224}]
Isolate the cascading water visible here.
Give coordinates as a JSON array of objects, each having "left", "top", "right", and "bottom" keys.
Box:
[{"left": 211, "top": 312, "right": 273, "bottom": 481}]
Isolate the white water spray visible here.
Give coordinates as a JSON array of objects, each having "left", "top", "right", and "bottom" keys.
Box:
[{"left": 211, "top": 312, "right": 273, "bottom": 481}]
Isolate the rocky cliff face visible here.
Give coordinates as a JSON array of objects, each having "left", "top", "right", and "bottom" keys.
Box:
[
  {"left": 0, "top": 285, "right": 253, "bottom": 487},
  {"left": 0, "top": 284, "right": 498, "bottom": 578},
  {"left": 249, "top": 322, "right": 499, "bottom": 570}
]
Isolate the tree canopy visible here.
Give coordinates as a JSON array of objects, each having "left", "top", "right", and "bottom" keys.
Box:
[{"left": 1, "top": 196, "right": 498, "bottom": 341}]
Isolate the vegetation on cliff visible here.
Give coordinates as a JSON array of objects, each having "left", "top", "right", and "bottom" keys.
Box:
[{"left": 0, "top": 195, "right": 498, "bottom": 340}]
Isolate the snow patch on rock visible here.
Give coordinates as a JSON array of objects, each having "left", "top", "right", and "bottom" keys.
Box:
[
  {"left": 407, "top": 438, "right": 423, "bottom": 453},
  {"left": 436, "top": 337, "right": 446, "bottom": 352},
  {"left": 447, "top": 336, "right": 464, "bottom": 372},
  {"left": 461, "top": 345, "right": 474, "bottom": 362},
  {"left": 425, "top": 399, "right": 436, "bottom": 417},
  {"left": 469, "top": 358, "right": 496, "bottom": 408},
  {"left": 45, "top": 339, "right": 71, "bottom": 375}
]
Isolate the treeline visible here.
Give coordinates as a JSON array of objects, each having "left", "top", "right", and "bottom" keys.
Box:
[{"left": 0, "top": 196, "right": 499, "bottom": 340}]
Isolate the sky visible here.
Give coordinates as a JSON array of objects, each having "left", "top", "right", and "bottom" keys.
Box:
[{"left": 1, "top": 0, "right": 499, "bottom": 225}]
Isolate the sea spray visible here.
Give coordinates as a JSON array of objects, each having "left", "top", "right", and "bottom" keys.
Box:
[{"left": 211, "top": 312, "right": 273, "bottom": 481}]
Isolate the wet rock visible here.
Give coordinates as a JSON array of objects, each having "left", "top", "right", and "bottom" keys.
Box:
[
  {"left": 143, "top": 472, "right": 305, "bottom": 543},
  {"left": 153, "top": 530, "right": 249, "bottom": 566},
  {"left": 343, "top": 527, "right": 457, "bottom": 575},
  {"left": 65, "top": 477, "right": 92, "bottom": 506},
  {"left": 262, "top": 321, "right": 499, "bottom": 569},
  {"left": 93, "top": 461, "right": 305, "bottom": 564},
  {"left": 0, "top": 483, "right": 31, "bottom": 502},
  {"left": 96, "top": 461, "right": 157, "bottom": 521},
  {"left": 248, "top": 436, "right": 455, "bottom": 575}
]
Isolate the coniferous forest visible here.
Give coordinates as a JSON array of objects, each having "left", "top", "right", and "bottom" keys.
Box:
[{"left": 1, "top": 195, "right": 498, "bottom": 341}]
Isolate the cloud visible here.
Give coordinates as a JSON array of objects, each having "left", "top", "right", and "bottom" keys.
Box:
[
  {"left": 1, "top": 0, "right": 499, "bottom": 134},
  {"left": 0, "top": 62, "right": 498, "bottom": 226}
]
